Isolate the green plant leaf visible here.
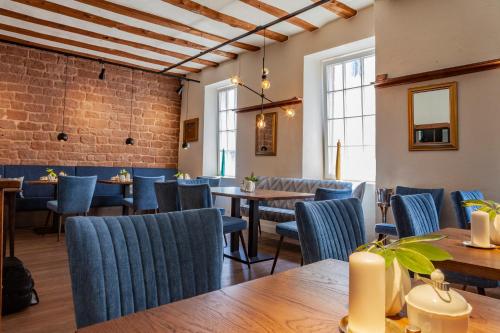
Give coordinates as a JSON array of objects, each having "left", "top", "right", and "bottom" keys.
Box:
[
  {"left": 381, "top": 249, "right": 396, "bottom": 268},
  {"left": 395, "top": 247, "right": 435, "bottom": 274},
  {"left": 399, "top": 242, "right": 453, "bottom": 262},
  {"left": 390, "top": 234, "right": 445, "bottom": 247},
  {"left": 462, "top": 199, "right": 487, "bottom": 207}
]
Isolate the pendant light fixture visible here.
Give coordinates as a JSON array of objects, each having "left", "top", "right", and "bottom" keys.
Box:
[
  {"left": 98, "top": 60, "right": 106, "bottom": 80},
  {"left": 260, "top": 29, "right": 270, "bottom": 90},
  {"left": 125, "top": 69, "right": 135, "bottom": 145},
  {"left": 57, "top": 56, "right": 69, "bottom": 142},
  {"left": 230, "top": 56, "right": 242, "bottom": 85},
  {"left": 182, "top": 81, "right": 190, "bottom": 149}
]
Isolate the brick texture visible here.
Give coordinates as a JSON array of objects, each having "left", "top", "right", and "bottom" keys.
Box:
[{"left": 0, "top": 42, "right": 181, "bottom": 168}]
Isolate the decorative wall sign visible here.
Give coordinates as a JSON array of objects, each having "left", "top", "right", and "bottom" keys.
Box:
[
  {"left": 183, "top": 118, "right": 199, "bottom": 143},
  {"left": 255, "top": 112, "right": 277, "bottom": 156}
]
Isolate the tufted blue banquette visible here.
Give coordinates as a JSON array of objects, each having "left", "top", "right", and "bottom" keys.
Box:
[
  {"left": 3, "top": 165, "right": 176, "bottom": 213},
  {"left": 65, "top": 209, "right": 224, "bottom": 328}
]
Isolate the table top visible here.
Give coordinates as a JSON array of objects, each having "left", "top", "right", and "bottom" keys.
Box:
[
  {"left": 211, "top": 186, "right": 315, "bottom": 201},
  {"left": 0, "top": 179, "right": 21, "bottom": 190},
  {"left": 97, "top": 180, "right": 133, "bottom": 185},
  {"left": 79, "top": 259, "right": 500, "bottom": 333},
  {"left": 434, "top": 228, "right": 500, "bottom": 280},
  {"left": 26, "top": 180, "right": 58, "bottom": 185}
]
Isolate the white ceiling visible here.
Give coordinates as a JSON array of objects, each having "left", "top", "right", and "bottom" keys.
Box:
[{"left": 0, "top": 0, "right": 373, "bottom": 75}]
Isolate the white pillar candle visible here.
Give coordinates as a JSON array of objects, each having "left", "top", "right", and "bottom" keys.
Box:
[
  {"left": 349, "top": 252, "right": 385, "bottom": 333},
  {"left": 471, "top": 210, "right": 490, "bottom": 247}
]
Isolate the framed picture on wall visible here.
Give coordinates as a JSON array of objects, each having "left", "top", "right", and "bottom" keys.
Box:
[
  {"left": 255, "top": 112, "right": 277, "bottom": 156},
  {"left": 183, "top": 118, "right": 199, "bottom": 143}
]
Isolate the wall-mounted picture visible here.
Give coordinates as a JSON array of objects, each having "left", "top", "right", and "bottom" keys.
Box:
[
  {"left": 183, "top": 118, "right": 199, "bottom": 143},
  {"left": 255, "top": 112, "right": 277, "bottom": 156}
]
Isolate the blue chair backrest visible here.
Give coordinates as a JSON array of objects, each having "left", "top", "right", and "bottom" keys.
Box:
[
  {"left": 154, "top": 181, "right": 179, "bottom": 212},
  {"left": 177, "top": 178, "right": 210, "bottom": 186},
  {"left": 57, "top": 176, "right": 97, "bottom": 214},
  {"left": 177, "top": 184, "right": 213, "bottom": 210},
  {"left": 197, "top": 176, "right": 221, "bottom": 187},
  {"left": 133, "top": 176, "right": 165, "bottom": 211},
  {"left": 314, "top": 187, "right": 352, "bottom": 201},
  {"left": 450, "top": 190, "right": 485, "bottom": 229},
  {"left": 295, "top": 198, "right": 366, "bottom": 264},
  {"left": 352, "top": 182, "right": 367, "bottom": 202},
  {"left": 391, "top": 193, "right": 440, "bottom": 238},
  {"left": 65, "top": 209, "right": 224, "bottom": 328},
  {"left": 395, "top": 186, "right": 445, "bottom": 216}
]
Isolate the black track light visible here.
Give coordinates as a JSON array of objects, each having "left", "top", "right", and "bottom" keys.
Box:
[
  {"left": 125, "top": 137, "right": 134, "bottom": 146},
  {"left": 98, "top": 61, "right": 106, "bottom": 80},
  {"left": 57, "top": 132, "right": 68, "bottom": 142}
]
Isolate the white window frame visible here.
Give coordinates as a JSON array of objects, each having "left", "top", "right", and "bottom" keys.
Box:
[
  {"left": 322, "top": 49, "right": 376, "bottom": 182},
  {"left": 217, "top": 85, "right": 237, "bottom": 178}
]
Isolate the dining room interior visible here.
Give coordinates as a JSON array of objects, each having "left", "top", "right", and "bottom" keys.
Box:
[{"left": 0, "top": 0, "right": 499, "bottom": 332}]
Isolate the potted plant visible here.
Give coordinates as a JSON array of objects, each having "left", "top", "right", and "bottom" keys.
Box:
[
  {"left": 241, "top": 172, "right": 258, "bottom": 192},
  {"left": 463, "top": 199, "right": 500, "bottom": 245},
  {"left": 357, "top": 234, "right": 452, "bottom": 316},
  {"left": 174, "top": 171, "right": 191, "bottom": 180},
  {"left": 118, "top": 169, "right": 129, "bottom": 182},
  {"left": 46, "top": 168, "right": 57, "bottom": 181}
]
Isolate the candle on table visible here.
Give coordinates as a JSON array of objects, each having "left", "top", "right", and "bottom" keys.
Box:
[
  {"left": 471, "top": 210, "right": 490, "bottom": 247},
  {"left": 349, "top": 252, "right": 385, "bottom": 333}
]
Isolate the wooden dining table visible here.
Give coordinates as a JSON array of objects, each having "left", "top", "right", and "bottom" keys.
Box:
[
  {"left": 78, "top": 259, "right": 500, "bottom": 333},
  {"left": 211, "top": 187, "right": 315, "bottom": 264},
  {"left": 434, "top": 227, "right": 500, "bottom": 280}
]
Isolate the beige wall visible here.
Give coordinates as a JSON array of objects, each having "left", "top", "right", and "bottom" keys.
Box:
[
  {"left": 178, "top": 6, "right": 374, "bottom": 180},
  {"left": 375, "top": 0, "right": 500, "bottom": 226}
]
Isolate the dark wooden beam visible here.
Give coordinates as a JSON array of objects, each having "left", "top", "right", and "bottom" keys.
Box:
[
  {"left": 239, "top": 0, "right": 318, "bottom": 32},
  {"left": 76, "top": 0, "right": 259, "bottom": 52},
  {"left": 375, "top": 58, "right": 500, "bottom": 88},
  {"left": 0, "top": 8, "right": 217, "bottom": 68},
  {"left": 234, "top": 97, "right": 302, "bottom": 113},
  {"left": 12, "top": 0, "right": 237, "bottom": 59},
  {"left": 162, "top": 0, "right": 288, "bottom": 42},
  {"left": 0, "top": 23, "right": 200, "bottom": 73},
  {"left": 312, "top": 0, "right": 357, "bottom": 19}
]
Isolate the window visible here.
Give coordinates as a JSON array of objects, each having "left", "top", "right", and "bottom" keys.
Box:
[
  {"left": 324, "top": 51, "right": 375, "bottom": 181},
  {"left": 217, "top": 86, "right": 237, "bottom": 177}
]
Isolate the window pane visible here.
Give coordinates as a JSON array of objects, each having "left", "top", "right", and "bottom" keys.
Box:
[
  {"left": 345, "top": 117, "right": 363, "bottom": 146},
  {"left": 345, "top": 88, "right": 362, "bottom": 117},
  {"left": 227, "top": 88, "right": 236, "bottom": 110},
  {"left": 326, "top": 64, "right": 334, "bottom": 91},
  {"left": 363, "top": 55, "right": 375, "bottom": 85},
  {"left": 226, "top": 151, "right": 236, "bottom": 177},
  {"left": 227, "top": 110, "right": 236, "bottom": 130},
  {"left": 328, "top": 146, "right": 335, "bottom": 178},
  {"left": 345, "top": 59, "right": 361, "bottom": 88},
  {"left": 333, "top": 91, "right": 344, "bottom": 119},
  {"left": 362, "top": 86, "right": 375, "bottom": 115},
  {"left": 343, "top": 146, "right": 375, "bottom": 181},
  {"left": 219, "top": 131, "right": 227, "bottom": 149},
  {"left": 219, "top": 111, "right": 227, "bottom": 131},
  {"left": 334, "top": 64, "right": 343, "bottom": 91},
  {"left": 363, "top": 115, "right": 375, "bottom": 146},
  {"left": 227, "top": 131, "right": 236, "bottom": 150},
  {"left": 326, "top": 92, "right": 334, "bottom": 119},
  {"left": 218, "top": 91, "right": 226, "bottom": 111},
  {"left": 328, "top": 119, "right": 344, "bottom": 146}
]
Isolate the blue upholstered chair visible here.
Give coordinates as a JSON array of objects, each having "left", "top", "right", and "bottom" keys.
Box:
[
  {"left": 196, "top": 176, "right": 221, "bottom": 187},
  {"left": 154, "top": 180, "right": 179, "bottom": 213},
  {"left": 65, "top": 209, "right": 224, "bottom": 328},
  {"left": 177, "top": 178, "right": 209, "bottom": 185},
  {"left": 375, "top": 186, "right": 445, "bottom": 239},
  {"left": 46, "top": 175, "right": 97, "bottom": 241},
  {"left": 122, "top": 176, "right": 165, "bottom": 214},
  {"left": 296, "top": 198, "right": 366, "bottom": 265},
  {"left": 391, "top": 193, "right": 498, "bottom": 295},
  {"left": 177, "top": 184, "right": 250, "bottom": 267},
  {"left": 270, "top": 187, "right": 354, "bottom": 274},
  {"left": 450, "top": 190, "right": 484, "bottom": 229}
]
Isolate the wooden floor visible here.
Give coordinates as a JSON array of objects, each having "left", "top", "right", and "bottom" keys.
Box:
[{"left": 2, "top": 228, "right": 303, "bottom": 333}]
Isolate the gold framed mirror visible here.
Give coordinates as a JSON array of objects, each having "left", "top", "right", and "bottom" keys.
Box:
[
  {"left": 255, "top": 112, "right": 277, "bottom": 156},
  {"left": 408, "top": 82, "right": 458, "bottom": 151}
]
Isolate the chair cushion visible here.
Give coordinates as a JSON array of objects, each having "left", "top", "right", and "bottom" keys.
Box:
[
  {"left": 240, "top": 204, "right": 296, "bottom": 222},
  {"left": 122, "top": 197, "right": 133, "bottom": 207},
  {"left": 276, "top": 221, "right": 299, "bottom": 240},
  {"left": 222, "top": 216, "right": 247, "bottom": 234},
  {"left": 47, "top": 200, "right": 58, "bottom": 212},
  {"left": 375, "top": 223, "right": 398, "bottom": 237}
]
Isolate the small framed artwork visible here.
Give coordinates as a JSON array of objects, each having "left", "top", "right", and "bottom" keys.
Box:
[
  {"left": 255, "top": 112, "right": 277, "bottom": 156},
  {"left": 183, "top": 118, "right": 199, "bottom": 143}
]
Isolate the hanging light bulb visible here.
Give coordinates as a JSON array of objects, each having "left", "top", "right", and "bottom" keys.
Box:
[
  {"left": 261, "top": 76, "right": 271, "bottom": 90},
  {"left": 230, "top": 75, "right": 241, "bottom": 85},
  {"left": 257, "top": 113, "right": 266, "bottom": 129},
  {"left": 262, "top": 68, "right": 270, "bottom": 76},
  {"left": 285, "top": 108, "right": 296, "bottom": 118}
]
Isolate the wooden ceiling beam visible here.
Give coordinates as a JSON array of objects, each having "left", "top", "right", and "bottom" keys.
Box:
[
  {"left": 12, "top": 0, "right": 237, "bottom": 59},
  {"left": 0, "top": 23, "right": 200, "bottom": 73},
  {"left": 0, "top": 8, "right": 218, "bottom": 68},
  {"left": 76, "top": 0, "right": 259, "bottom": 52},
  {"left": 312, "top": 0, "right": 357, "bottom": 19},
  {"left": 162, "top": 0, "right": 288, "bottom": 42},
  {"left": 239, "top": 0, "right": 318, "bottom": 32}
]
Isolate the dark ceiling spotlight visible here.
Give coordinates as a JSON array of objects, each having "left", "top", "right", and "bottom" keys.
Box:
[
  {"left": 58, "top": 56, "right": 69, "bottom": 142},
  {"left": 125, "top": 137, "right": 135, "bottom": 146},
  {"left": 57, "top": 132, "right": 68, "bottom": 142},
  {"left": 98, "top": 61, "right": 106, "bottom": 80},
  {"left": 182, "top": 141, "right": 190, "bottom": 149}
]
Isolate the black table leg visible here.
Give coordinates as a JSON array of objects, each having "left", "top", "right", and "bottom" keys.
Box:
[
  {"left": 248, "top": 200, "right": 259, "bottom": 257},
  {"left": 230, "top": 197, "right": 240, "bottom": 252},
  {"left": 34, "top": 184, "right": 59, "bottom": 235},
  {"left": 7, "top": 192, "right": 15, "bottom": 257}
]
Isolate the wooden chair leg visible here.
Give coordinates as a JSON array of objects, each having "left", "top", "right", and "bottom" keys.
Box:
[
  {"left": 258, "top": 220, "right": 262, "bottom": 236},
  {"left": 477, "top": 287, "right": 486, "bottom": 296},
  {"left": 300, "top": 256, "right": 304, "bottom": 266},
  {"left": 270, "top": 236, "right": 284, "bottom": 275},
  {"left": 57, "top": 215, "right": 63, "bottom": 242},
  {"left": 44, "top": 210, "right": 53, "bottom": 228},
  {"left": 238, "top": 231, "right": 251, "bottom": 269}
]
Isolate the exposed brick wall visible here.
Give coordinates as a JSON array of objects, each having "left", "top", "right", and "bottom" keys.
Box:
[{"left": 0, "top": 42, "right": 181, "bottom": 168}]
